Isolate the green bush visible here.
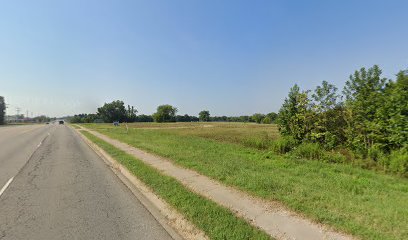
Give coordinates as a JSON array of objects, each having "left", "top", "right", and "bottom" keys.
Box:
[
  {"left": 378, "top": 148, "right": 408, "bottom": 175},
  {"left": 291, "top": 142, "right": 324, "bottom": 160},
  {"left": 368, "top": 145, "right": 384, "bottom": 162},
  {"left": 262, "top": 117, "right": 272, "bottom": 124},
  {"left": 323, "top": 151, "right": 347, "bottom": 163},
  {"left": 378, "top": 154, "right": 390, "bottom": 169},
  {"left": 388, "top": 149, "right": 408, "bottom": 175},
  {"left": 290, "top": 143, "right": 347, "bottom": 163},
  {"left": 270, "top": 136, "right": 298, "bottom": 154}
]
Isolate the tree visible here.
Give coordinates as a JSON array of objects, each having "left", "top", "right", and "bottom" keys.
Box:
[
  {"left": 262, "top": 117, "right": 272, "bottom": 124},
  {"left": 176, "top": 114, "right": 199, "bottom": 122},
  {"left": 199, "top": 110, "right": 210, "bottom": 122},
  {"left": 69, "top": 113, "right": 99, "bottom": 123},
  {"left": 97, "top": 100, "right": 128, "bottom": 123},
  {"left": 277, "top": 84, "right": 312, "bottom": 141},
  {"left": 251, "top": 113, "right": 265, "bottom": 124},
  {"left": 126, "top": 105, "right": 138, "bottom": 122},
  {"left": 310, "top": 81, "right": 346, "bottom": 148},
  {"left": 0, "top": 96, "right": 5, "bottom": 125},
  {"left": 136, "top": 114, "right": 154, "bottom": 122},
  {"left": 152, "top": 105, "right": 178, "bottom": 123},
  {"left": 343, "top": 65, "right": 387, "bottom": 153},
  {"left": 379, "top": 70, "right": 408, "bottom": 150},
  {"left": 33, "top": 115, "right": 51, "bottom": 123},
  {"left": 266, "top": 112, "right": 278, "bottom": 123}
]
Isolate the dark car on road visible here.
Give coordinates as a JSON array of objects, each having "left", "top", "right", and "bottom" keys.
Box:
[{"left": 59, "top": 120, "right": 64, "bottom": 124}]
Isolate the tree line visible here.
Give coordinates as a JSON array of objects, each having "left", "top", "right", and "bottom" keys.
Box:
[
  {"left": 70, "top": 101, "right": 278, "bottom": 124},
  {"left": 277, "top": 65, "right": 407, "bottom": 174}
]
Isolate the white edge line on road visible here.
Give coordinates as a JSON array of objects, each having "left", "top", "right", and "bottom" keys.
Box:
[{"left": 0, "top": 177, "right": 14, "bottom": 197}]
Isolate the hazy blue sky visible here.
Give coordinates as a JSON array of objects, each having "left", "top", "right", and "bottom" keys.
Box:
[{"left": 1, "top": 0, "right": 407, "bottom": 117}]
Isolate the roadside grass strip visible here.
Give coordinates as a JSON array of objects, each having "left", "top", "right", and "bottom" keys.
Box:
[
  {"left": 71, "top": 124, "right": 81, "bottom": 129},
  {"left": 83, "top": 124, "right": 408, "bottom": 240},
  {"left": 81, "top": 131, "right": 272, "bottom": 240}
]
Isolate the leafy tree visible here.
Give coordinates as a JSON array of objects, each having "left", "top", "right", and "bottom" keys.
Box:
[
  {"left": 126, "top": 105, "right": 138, "bottom": 122},
  {"left": 210, "top": 116, "right": 228, "bottom": 122},
  {"left": 237, "top": 115, "right": 251, "bottom": 122},
  {"left": 33, "top": 115, "right": 50, "bottom": 123},
  {"left": 136, "top": 114, "right": 154, "bottom": 122},
  {"left": 310, "top": 81, "right": 346, "bottom": 148},
  {"left": 176, "top": 114, "right": 199, "bottom": 122},
  {"left": 153, "top": 105, "right": 177, "bottom": 123},
  {"left": 266, "top": 112, "right": 278, "bottom": 123},
  {"left": 199, "top": 110, "right": 210, "bottom": 122},
  {"left": 275, "top": 66, "right": 407, "bottom": 174},
  {"left": 379, "top": 70, "right": 408, "bottom": 150},
  {"left": 277, "top": 84, "right": 312, "bottom": 141},
  {"left": 262, "top": 117, "right": 272, "bottom": 124},
  {"left": 251, "top": 113, "right": 265, "bottom": 124},
  {"left": 97, "top": 100, "right": 128, "bottom": 123},
  {"left": 0, "top": 96, "right": 5, "bottom": 125},
  {"left": 70, "top": 113, "right": 99, "bottom": 123},
  {"left": 343, "top": 65, "right": 387, "bottom": 153}
]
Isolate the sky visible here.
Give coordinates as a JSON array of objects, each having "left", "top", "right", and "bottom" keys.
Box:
[{"left": 0, "top": 0, "right": 407, "bottom": 117}]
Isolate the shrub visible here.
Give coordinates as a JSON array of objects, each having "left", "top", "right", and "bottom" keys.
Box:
[
  {"left": 337, "top": 148, "right": 355, "bottom": 162},
  {"left": 378, "top": 154, "right": 390, "bottom": 169},
  {"left": 322, "top": 151, "right": 347, "bottom": 164},
  {"left": 368, "top": 145, "right": 384, "bottom": 162},
  {"left": 291, "top": 142, "right": 324, "bottom": 160},
  {"left": 262, "top": 117, "right": 272, "bottom": 124},
  {"left": 270, "top": 136, "right": 298, "bottom": 154},
  {"left": 388, "top": 149, "right": 408, "bottom": 175}
]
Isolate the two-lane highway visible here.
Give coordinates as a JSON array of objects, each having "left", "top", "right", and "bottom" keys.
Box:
[{"left": 0, "top": 124, "right": 173, "bottom": 240}]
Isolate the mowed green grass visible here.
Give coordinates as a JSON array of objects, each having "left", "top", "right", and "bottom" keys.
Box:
[
  {"left": 108, "top": 122, "right": 280, "bottom": 149},
  {"left": 83, "top": 123, "right": 408, "bottom": 240},
  {"left": 81, "top": 131, "right": 271, "bottom": 240}
]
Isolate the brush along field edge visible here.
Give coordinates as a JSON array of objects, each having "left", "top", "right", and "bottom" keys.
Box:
[
  {"left": 75, "top": 125, "right": 353, "bottom": 240},
  {"left": 74, "top": 127, "right": 207, "bottom": 240}
]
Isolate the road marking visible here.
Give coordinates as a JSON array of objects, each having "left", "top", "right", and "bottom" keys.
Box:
[{"left": 0, "top": 177, "right": 14, "bottom": 197}]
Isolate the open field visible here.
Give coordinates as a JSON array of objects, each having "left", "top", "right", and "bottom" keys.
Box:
[
  {"left": 82, "top": 122, "right": 408, "bottom": 240},
  {"left": 109, "top": 122, "right": 280, "bottom": 149}
]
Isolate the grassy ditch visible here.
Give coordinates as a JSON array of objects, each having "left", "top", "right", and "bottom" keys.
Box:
[
  {"left": 81, "top": 131, "right": 272, "bottom": 240},
  {"left": 83, "top": 123, "right": 408, "bottom": 240}
]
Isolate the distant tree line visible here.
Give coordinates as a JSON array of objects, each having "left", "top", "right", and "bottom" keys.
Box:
[
  {"left": 277, "top": 65, "right": 407, "bottom": 174},
  {"left": 70, "top": 101, "right": 278, "bottom": 124},
  {"left": 32, "top": 115, "right": 52, "bottom": 123}
]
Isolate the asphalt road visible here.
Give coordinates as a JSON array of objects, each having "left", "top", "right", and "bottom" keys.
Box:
[{"left": 0, "top": 124, "right": 173, "bottom": 240}]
